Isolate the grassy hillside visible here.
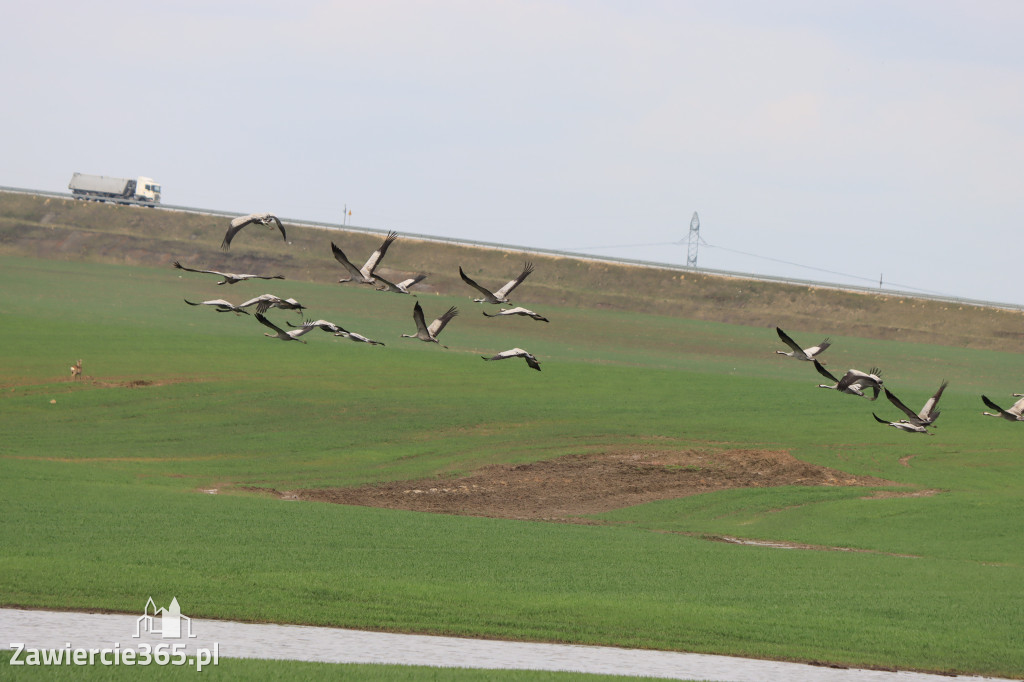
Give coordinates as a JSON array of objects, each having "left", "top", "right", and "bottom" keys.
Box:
[
  {"left": 2, "top": 192, "right": 1024, "bottom": 677},
  {"left": 2, "top": 252, "right": 1024, "bottom": 677},
  {"left": 2, "top": 190, "right": 1023, "bottom": 351}
]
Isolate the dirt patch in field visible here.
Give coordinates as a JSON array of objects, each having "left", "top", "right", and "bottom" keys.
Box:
[
  {"left": 1, "top": 376, "right": 198, "bottom": 393},
  {"left": 705, "top": 534, "right": 923, "bottom": 557},
  {"left": 860, "top": 488, "right": 942, "bottom": 500},
  {"left": 291, "top": 449, "right": 900, "bottom": 522}
]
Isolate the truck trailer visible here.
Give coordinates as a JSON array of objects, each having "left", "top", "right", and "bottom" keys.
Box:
[{"left": 68, "top": 173, "right": 162, "bottom": 204}]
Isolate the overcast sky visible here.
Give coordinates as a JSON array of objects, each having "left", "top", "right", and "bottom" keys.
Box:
[{"left": 5, "top": 1, "right": 1023, "bottom": 305}]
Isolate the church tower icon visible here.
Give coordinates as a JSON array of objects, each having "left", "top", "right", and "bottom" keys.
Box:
[{"left": 135, "top": 597, "right": 196, "bottom": 639}]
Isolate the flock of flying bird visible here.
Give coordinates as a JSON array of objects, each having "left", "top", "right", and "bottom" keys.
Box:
[
  {"left": 186, "top": 212, "right": 1024, "bottom": 396},
  {"left": 775, "top": 326, "right": 1024, "bottom": 434},
  {"left": 176, "top": 213, "right": 546, "bottom": 370}
]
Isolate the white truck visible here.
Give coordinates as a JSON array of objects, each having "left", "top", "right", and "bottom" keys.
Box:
[{"left": 68, "top": 173, "right": 162, "bottom": 205}]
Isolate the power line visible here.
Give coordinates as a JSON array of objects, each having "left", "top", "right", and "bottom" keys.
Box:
[
  {"left": 700, "top": 242, "right": 878, "bottom": 284},
  {"left": 697, "top": 242, "right": 949, "bottom": 296},
  {"left": 568, "top": 237, "right": 951, "bottom": 298}
]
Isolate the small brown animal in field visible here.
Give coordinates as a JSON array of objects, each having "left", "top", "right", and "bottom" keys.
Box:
[{"left": 70, "top": 359, "right": 83, "bottom": 380}]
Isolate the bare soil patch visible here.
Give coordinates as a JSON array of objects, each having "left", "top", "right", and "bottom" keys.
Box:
[
  {"left": 294, "top": 449, "right": 900, "bottom": 522},
  {"left": 1, "top": 376, "right": 197, "bottom": 392},
  {"left": 706, "top": 534, "right": 923, "bottom": 558}
]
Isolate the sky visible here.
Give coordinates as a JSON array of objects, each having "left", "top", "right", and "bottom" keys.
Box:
[{"left": 4, "top": 1, "right": 1024, "bottom": 305}]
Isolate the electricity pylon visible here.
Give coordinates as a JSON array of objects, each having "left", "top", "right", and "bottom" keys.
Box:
[{"left": 687, "top": 212, "right": 700, "bottom": 267}]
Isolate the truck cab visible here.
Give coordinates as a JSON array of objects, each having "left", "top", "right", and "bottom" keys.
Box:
[{"left": 136, "top": 177, "right": 162, "bottom": 203}]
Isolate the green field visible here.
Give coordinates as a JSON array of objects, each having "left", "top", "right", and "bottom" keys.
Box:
[
  {"left": 1, "top": 651, "right": 672, "bottom": 681},
  {"left": 1, "top": 242, "right": 1023, "bottom": 678}
]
